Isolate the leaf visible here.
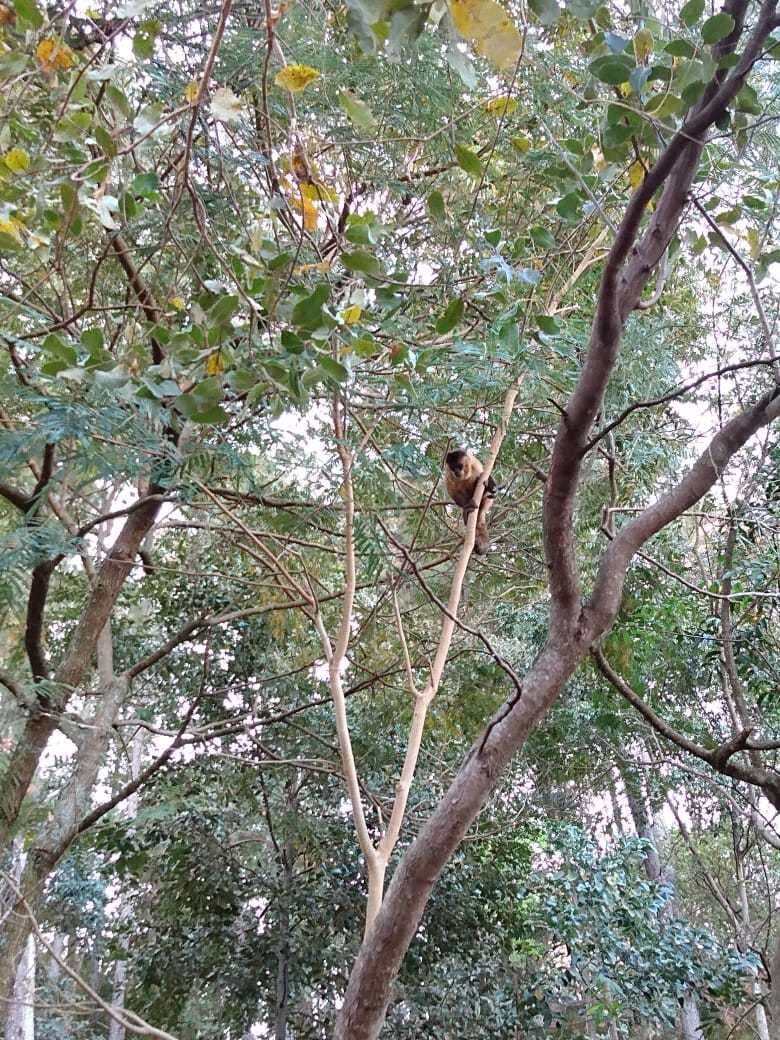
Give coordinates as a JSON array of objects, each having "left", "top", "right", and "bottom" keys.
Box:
[
  {"left": 528, "top": 0, "right": 560, "bottom": 26},
  {"left": 36, "top": 37, "right": 75, "bottom": 71},
  {"left": 589, "top": 55, "right": 634, "bottom": 84},
  {"left": 131, "top": 172, "right": 159, "bottom": 197},
  {"left": 96, "top": 195, "right": 120, "bottom": 229},
  {"left": 318, "top": 357, "right": 349, "bottom": 382},
  {"left": 483, "top": 96, "right": 518, "bottom": 117},
  {"left": 455, "top": 143, "right": 482, "bottom": 178},
  {"left": 206, "top": 351, "right": 225, "bottom": 375},
  {"left": 3, "top": 148, "right": 30, "bottom": 173},
  {"left": 292, "top": 284, "right": 329, "bottom": 327},
  {"left": 679, "top": 0, "right": 704, "bottom": 26},
  {"left": 12, "top": 0, "right": 42, "bottom": 28},
  {"left": 341, "top": 304, "right": 362, "bottom": 324},
  {"left": 449, "top": 0, "right": 524, "bottom": 69},
  {"left": 701, "top": 12, "right": 734, "bottom": 43},
  {"left": 536, "top": 315, "right": 560, "bottom": 334},
  {"left": 211, "top": 86, "right": 243, "bottom": 122},
  {"left": 445, "top": 42, "right": 477, "bottom": 87},
  {"left": 338, "top": 90, "right": 377, "bottom": 131},
  {"left": 633, "top": 28, "right": 653, "bottom": 64},
  {"left": 341, "top": 250, "right": 381, "bottom": 276},
  {"left": 275, "top": 64, "right": 320, "bottom": 92},
  {"left": 427, "top": 191, "right": 447, "bottom": 221},
  {"left": 436, "top": 298, "right": 465, "bottom": 334},
  {"left": 627, "top": 160, "right": 645, "bottom": 190},
  {"left": 512, "top": 133, "right": 532, "bottom": 153},
  {"left": 184, "top": 79, "right": 200, "bottom": 103},
  {"left": 530, "top": 225, "right": 556, "bottom": 249}
]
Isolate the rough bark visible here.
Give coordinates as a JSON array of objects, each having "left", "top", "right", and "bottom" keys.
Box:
[
  {"left": 4, "top": 935, "right": 34, "bottom": 1040},
  {"left": 0, "top": 494, "right": 161, "bottom": 850},
  {"left": 0, "top": 637, "right": 129, "bottom": 995}
]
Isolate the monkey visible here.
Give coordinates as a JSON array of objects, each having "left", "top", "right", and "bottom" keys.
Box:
[{"left": 444, "top": 449, "right": 497, "bottom": 556}]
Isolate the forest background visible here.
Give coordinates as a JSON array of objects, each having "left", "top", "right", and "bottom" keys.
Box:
[{"left": 1, "top": 0, "right": 780, "bottom": 1037}]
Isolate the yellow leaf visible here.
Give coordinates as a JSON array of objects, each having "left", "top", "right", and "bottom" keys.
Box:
[
  {"left": 294, "top": 261, "right": 331, "bottom": 274},
  {"left": 341, "top": 305, "right": 362, "bottom": 324},
  {"left": 0, "top": 216, "right": 23, "bottom": 240},
  {"left": 184, "top": 79, "right": 200, "bottom": 104},
  {"left": 300, "top": 180, "right": 338, "bottom": 202},
  {"left": 483, "top": 95, "right": 518, "bottom": 117},
  {"left": 36, "top": 37, "right": 75, "bottom": 71},
  {"left": 274, "top": 64, "right": 320, "bottom": 93},
  {"left": 628, "top": 160, "right": 645, "bottom": 190},
  {"left": 633, "top": 28, "right": 653, "bottom": 65},
  {"left": 169, "top": 295, "right": 186, "bottom": 311},
  {"left": 206, "top": 351, "right": 225, "bottom": 375},
  {"left": 449, "top": 0, "right": 523, "bottom": 70},
  {"left": 4, "top": 148, "right": 30, "bottom": 173},
  {"left": 511, "top": 133, "right": 532, "bottom": 153},
  {"left": 290, "top": 192, "right": 318, "bottom": 230},
  {"left": 746, "top": 227, "right": 760, "bottom": 260}
]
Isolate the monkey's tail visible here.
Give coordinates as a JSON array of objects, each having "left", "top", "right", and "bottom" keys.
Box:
[{"left": 474, "top": 519, "right": 490, "bottom": 555}]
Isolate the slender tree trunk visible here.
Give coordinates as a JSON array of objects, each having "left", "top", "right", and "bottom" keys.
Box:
[
  {"left": 0, "top": 629, "right": 128, "bottom": 995},
  {"left": 769, "top": 931, "right": 780, "bottom": 1034},
  {"left": 4, "top": 935, "right": 34, "bottom": 1040},
  {"left": 0, "top": 495, "right": 161, "bottom": 851},
  {"left": 735, "top": 853, "right": 770, "bottom": 1040}
]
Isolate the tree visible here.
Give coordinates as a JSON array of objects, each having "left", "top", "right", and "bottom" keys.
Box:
[{"left": 0, "top": 0, "right": 779, "bottom": 1035}]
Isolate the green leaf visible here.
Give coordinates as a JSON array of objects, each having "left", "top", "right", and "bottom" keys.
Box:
[
  {"left": 318, "top": 356, "right": 349, "bottom": 382},
  {"left": 455, "top": 143, "right": 482, "bottom": 178},
  {"left": 338, "top": 90, "right": 377, "bottom": 131},
  {"left": 436, "top": 298, "right": 465, "bottom": 334},
  {"left": 131, "top": 172, "right": 159, "bottom": 197},
  {"left": 679, "top": 0, "right": 704, "bottom": 26},
  {"left": 427, "top": 191, "right": 447, "bottom": 222},
  {"left": 701, "top": 12, "right": 734, "bottom": 44},
  {"left": 665, "top": 39, "right": 695, "bottom": 57},
  {"left": 529, "top": 0, "right": 560, "bottom": 25},
  {"left": 80, "top": 328, "right": 104, "bottom": 352},
  {"left": 189, "top": 405, "right": 229, "bottom": 424},
  {"left": 13, "top": 0, "right": 43, "bottom": 27},
  {"left": 536, "top": 315, "right": 560, "bottom": 334},
  {"left": 292, "top": 284, "right": 330, "bottom": 327},
  {"left": 589, "top": 56, "right": 634, "bottom": 84},
  {"left": 530, "top": 226, "right": 556, "bottom": 249},
  {"left": 341, "top": 250, "right": 381, "bottom": 276},
  {"left": 208, "top": 294, "right": 239, "bottom": 324}
]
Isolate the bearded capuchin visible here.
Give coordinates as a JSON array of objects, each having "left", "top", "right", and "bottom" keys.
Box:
[{"left": 444, "top": 449, "right": 497, "bottom": 556}]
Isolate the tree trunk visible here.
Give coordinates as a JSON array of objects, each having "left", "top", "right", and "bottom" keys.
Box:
[
  {"left": 0, "top": 633, "right": 128, "bottom": 996},
  {"left": 0, "top": 495, "right": 161, "bottom": 851},
  {"left": 4, "top": 935, "right": 34, "bottom": 1040}
]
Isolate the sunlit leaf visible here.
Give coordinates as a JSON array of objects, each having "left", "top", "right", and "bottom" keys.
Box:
[
  {"left": 341, "top": 305, "right": 363, "bottom": 324},
  {"left": 3, "top": 148, "right": 30, "bottom": 174},
  {"left": 449, "top": 0, "right": 523, "bottom": 70},
  {"left": 275, "top": 64, "right": 321, "bottom": 92},
  {"left": 36, "top": 37, "right": 75, "bottom": 72},
  {"left": 483, "top": 96, "right": 518, "bottom": 117}
]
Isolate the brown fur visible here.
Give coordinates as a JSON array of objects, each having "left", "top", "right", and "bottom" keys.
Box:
[{"left": 444, "top": 449, "right": 497, "bottom": 555}]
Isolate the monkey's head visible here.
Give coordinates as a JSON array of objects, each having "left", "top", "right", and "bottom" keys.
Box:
[{"left": 445, "top": 449, "right": 469, "bottom": 476}]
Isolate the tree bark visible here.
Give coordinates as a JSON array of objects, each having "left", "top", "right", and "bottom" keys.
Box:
[
  {"left": 4, "top": 935, "right": 34, "bottom": 1040},
  {"left": 0, "top": 493, "right": 161, "bottom": 850}
]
